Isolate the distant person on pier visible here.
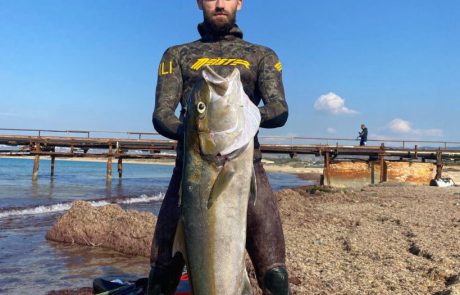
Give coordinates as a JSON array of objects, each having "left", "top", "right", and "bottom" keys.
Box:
[{"left": 358, "top": 124, "right": 368, "bottom": 146}]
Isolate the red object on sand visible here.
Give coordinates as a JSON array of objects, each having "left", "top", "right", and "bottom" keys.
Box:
[{"left": 175, "top": 274, "right": 191, "bottom": 295}]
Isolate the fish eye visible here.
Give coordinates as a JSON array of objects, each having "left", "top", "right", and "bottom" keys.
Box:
[{"left": 197, "top": 102, "right": 206, "bottom": 114}]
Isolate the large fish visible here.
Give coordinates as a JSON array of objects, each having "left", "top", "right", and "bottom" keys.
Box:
[{"left": 173, "top": 66, "right": 261, "bottom": 295}]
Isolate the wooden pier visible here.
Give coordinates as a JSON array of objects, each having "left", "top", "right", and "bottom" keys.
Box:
[{"left": 1, "top": 129, "right": 460, "bottom": 183}]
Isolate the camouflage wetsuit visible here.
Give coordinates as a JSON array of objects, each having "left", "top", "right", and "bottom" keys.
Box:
[{"left": 148, "top": 23, "right": 289, "bottom": 295}]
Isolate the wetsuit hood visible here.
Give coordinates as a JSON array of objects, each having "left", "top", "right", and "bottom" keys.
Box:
[{"left": 198, "top": 22, "right": 243, "bottom": 41}]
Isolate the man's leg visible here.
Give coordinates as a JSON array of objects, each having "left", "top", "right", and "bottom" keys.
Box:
[
  {"left": 147, "top": 162, "right": 185, "bottom": 295},
  {"left": 246, "top": 160, "right": 290, "bottom": 295}
]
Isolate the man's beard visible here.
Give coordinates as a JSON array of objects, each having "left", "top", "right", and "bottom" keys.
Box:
[{"left": 203, "top": 9, "right": 236, "bottom": 35}]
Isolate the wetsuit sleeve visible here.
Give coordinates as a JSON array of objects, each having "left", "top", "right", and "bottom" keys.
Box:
[
  {"left": 152, "top": 48, "right": 183, "bottom": 140},
  {"left": 257, "top": 49, "right": 289, "bottom": 128}
]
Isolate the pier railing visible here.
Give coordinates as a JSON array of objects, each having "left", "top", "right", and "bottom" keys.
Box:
[
  {"left": 0, "top": 128, "right": 161, "bottom": 140},
  {"left": 257, "top": 135, "right": 460, "bottom": 150},
  {"left": 1, "top": 128, "right": 459, "bottom": 149}
]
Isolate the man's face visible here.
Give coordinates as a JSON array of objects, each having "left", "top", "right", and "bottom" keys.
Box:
[{"left": 198, "top": 0, "right": 242, "bottom": 32}]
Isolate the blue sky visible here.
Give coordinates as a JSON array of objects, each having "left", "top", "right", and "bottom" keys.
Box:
[{"left": 1, "top": 0, "right": 459, "bottom": 142}]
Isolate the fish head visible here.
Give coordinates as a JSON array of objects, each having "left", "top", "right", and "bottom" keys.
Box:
[{"left": 185, "top": 66, "right": 261, "bottom": 157}]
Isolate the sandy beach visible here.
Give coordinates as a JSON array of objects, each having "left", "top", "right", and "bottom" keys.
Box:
[
  {"left": 248, "top": 163, "right": 460, "bottom": 294},
  {"left": 275, "top": 184, "right": 460, "bottom": 294}
]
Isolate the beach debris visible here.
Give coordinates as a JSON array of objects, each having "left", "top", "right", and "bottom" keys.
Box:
[
  {"left": 173, "top": 66, "right": 260, "bottom": 295},
  {"left": 431, "top": 177, "right": 456, "bottom": 187},
  {"left": 306, "top": 185, "right": 335, "bottom": 195},
  {"left": 45, "top": 200, "right": 156, "bottom": 257}
]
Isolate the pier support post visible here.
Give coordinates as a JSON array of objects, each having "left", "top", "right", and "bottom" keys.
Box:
[
  {"left": 324, "top": 151, "right": 331, "bottom": 186},
  {"left": 379, "top": 143, "right": 386, "bottom": 183},
  {"left": 118, "top": 158, "right": 123, "bottom": 178},
  {"left": 379, "top": 155, "right": 385, "bottom": 183},
  {"left": 33, "top": 155, "right": 40, "bottom": 181},
  {"left": 370, "top": 162, "right": 375, "bottom": 184},
  {"left": 107, "top": 157, "right": 113, "bottom": 181},
  {"left": 107, "top": 145, "right": 113, "bottom": 182},
  {"left": 32, "top": 143, "right": 40, "bottom": 181},
  {"left": 435, "top": 150, "right": 443, "bottom": 179},
  {"left": 51, "top": 156, "right": 55, "bottom": 177}
]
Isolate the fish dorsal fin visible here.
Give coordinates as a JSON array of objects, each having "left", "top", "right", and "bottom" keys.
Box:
[
  {"left": 208, "top": 161, "right": 235, "bottom": 209},
  {"left": 249, "top": 166, "right": 257, "bottom": 206}
]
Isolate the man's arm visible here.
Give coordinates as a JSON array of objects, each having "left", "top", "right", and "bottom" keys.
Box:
[
  {"left": 363, "top": 128, "right": 368, "bottom": 137},
  {"left": 152, "top": 47, "right": 183, "bottom": 140},
  {"left": 257, "top": 49, "right": 288, "bottom": 128}
]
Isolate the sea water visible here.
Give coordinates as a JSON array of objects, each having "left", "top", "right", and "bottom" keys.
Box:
[{"left": 0, "top": 158, "right": 311, "bottom": 294}]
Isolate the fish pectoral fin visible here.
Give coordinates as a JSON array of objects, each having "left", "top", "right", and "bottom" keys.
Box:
[
  {"left": 249, "top": 166, "right": 257, "bottom": 206},
  {"left": 242, "top": 268, "right": 253, "bottom": 295},
  {"left": 208, "top": 162, "right": 235, "bottom": 209},
  {"left": 172, "top": 219, "right": 187, "bottom": 263}
]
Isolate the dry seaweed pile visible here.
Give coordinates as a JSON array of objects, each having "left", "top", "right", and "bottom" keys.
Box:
[{"left": 46, "top": 200, "right": 156, "bottom": 257}]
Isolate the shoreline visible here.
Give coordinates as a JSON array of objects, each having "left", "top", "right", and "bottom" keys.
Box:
[
  {"left": 1, "top": 156, "right": 324, "bottom": 175},
  {"left": 2, "top": 156, "right": 459, "bottom": 184}
]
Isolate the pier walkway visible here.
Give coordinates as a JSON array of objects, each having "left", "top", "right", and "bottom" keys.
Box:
[{"left": 1, "top": 128, "right": 460, "bottom": 181}]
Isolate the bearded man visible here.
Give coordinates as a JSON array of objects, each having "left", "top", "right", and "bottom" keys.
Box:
[{"left": 148, "top": 1, "right": 290, "bottom": 294}]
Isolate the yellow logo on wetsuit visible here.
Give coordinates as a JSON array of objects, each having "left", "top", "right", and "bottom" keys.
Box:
[
  {"left": 191, "top": 58, "right": 251, "bottom": 70},
  {"left": 158, "top": 61, "right": 173, "bottom": 76},
  {"left": 274, "top": 61, "right": 282, "bottom": 72}
]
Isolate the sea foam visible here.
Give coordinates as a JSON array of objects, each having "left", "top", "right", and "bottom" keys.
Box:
[{"left": 0, "top": 192, "right": 165, "bottom": 218}]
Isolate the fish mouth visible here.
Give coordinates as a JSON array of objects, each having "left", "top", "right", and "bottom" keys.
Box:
[{"left": 202, "top": 67, "right": 230, "bottom": 97}]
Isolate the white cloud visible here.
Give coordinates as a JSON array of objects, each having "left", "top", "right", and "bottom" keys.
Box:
[
  {"left": 327, "top": 127, "right": 336, "bottom": 134},
  {"left": 386, "top": 118, "right": 443, "bottom": 138},
  {"left": 314, "top": 92, "right": 358, "bottom": 115},
  {"left": 388, "top": 118, "right": 412, "bottom": 133}
]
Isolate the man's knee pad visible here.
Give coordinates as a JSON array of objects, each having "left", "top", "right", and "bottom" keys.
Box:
[{"left": 263, "top": 266, "right": 290, "bottom": 295}]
